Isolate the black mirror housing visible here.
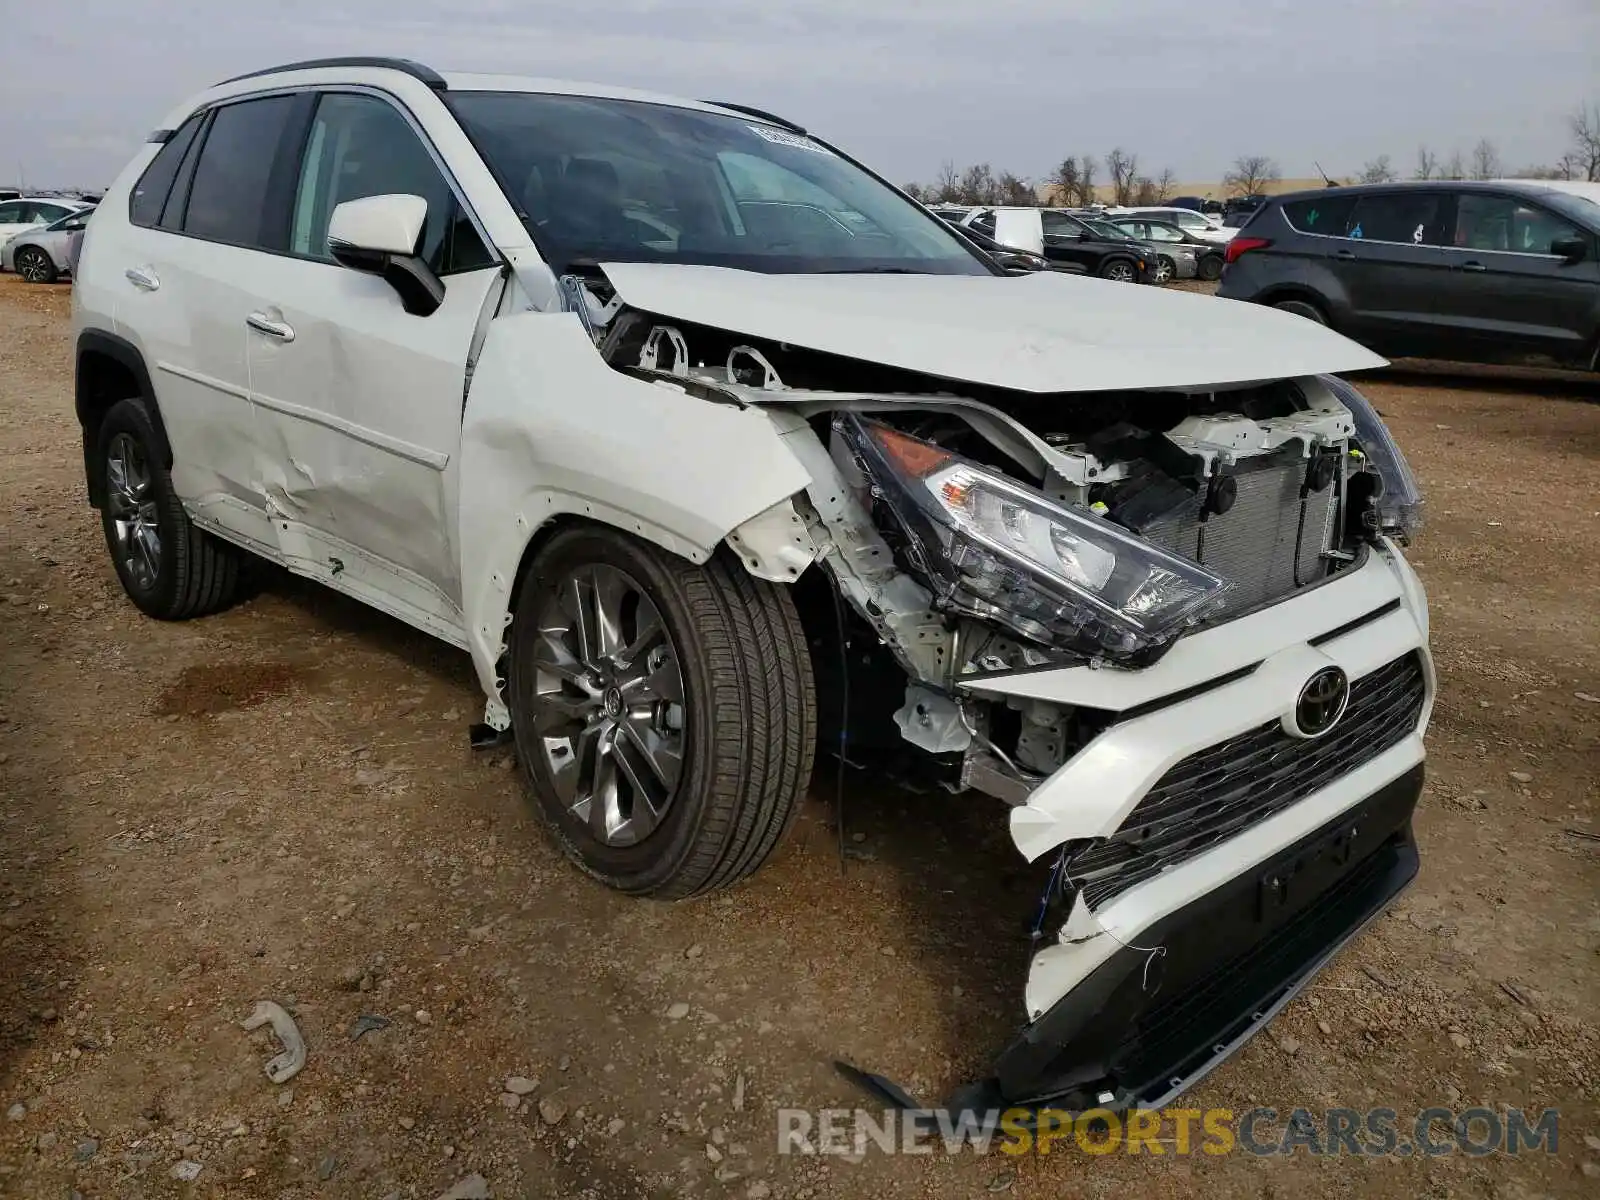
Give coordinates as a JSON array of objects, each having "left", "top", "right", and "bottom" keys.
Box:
[
  {"left": 1549, "top": 235, "right": 1588, "bottom": 265},
  {"left": 329, "top": 244, "right": 445, "bottom": 316}
]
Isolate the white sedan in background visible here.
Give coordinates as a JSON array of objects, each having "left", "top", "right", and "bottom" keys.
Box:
[{"left": 1106, "top": 205, "right": 1238, "bottom": 244}]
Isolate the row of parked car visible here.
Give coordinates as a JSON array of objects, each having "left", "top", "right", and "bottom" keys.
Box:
[
  {"left": 0, "top": 195, "right": 97, "bottom": 282},
  {"left": 927, "top": 202, "right": 1239, "bottom": 286}
]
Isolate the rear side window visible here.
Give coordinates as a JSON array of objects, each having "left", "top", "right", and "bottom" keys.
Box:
[
  {"left": 1347, "top": 193, "right": 1444, "bottom": 246},
  {"left": 129, "top": 116, "right": 203, "bottom": 227},
  {"left": 1280, "top": 196, "right": 1357, "bottom": 235},
  {"left": 182, "top": 96, "right": 297, "bottom": 249}
]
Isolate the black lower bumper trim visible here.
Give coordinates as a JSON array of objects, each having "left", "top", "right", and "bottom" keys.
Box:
[{"left": 982, "top": 763, "right": 1424, "bottom": 1111}]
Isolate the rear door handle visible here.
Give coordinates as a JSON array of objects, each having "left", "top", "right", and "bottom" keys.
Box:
[
  {"left": 124, "top": 266, "right": 159, "bottom": 291},
  {"left": 246, "top": 311, "right": 296, "bottom": 343},
  {"left": 1459, "top": 261, "right": 1488, "bottom": 273}
]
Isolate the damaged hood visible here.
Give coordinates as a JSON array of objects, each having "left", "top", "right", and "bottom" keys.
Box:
[{"left": 597, "top": 262, "right": 1385, "bottom": 393}]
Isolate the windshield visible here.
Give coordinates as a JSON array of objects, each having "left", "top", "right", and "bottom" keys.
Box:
[{"left": 447, "top": 92, "right": 994, "bottom": 276}]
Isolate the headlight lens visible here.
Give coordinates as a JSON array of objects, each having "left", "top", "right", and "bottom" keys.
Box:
[
  {"left": 1318, "top": 375, "right": 1424, "bottom": 542},
  {"left": 838, "top": 415, "right": 1228, "bottom": 660}
]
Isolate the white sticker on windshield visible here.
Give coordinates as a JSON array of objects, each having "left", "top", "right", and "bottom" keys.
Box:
[{"left": 747, "top": 124, "right": 831, "bottom": 154}]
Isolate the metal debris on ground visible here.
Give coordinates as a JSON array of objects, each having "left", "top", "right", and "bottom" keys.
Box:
[
  {"left": 349, "top": 1013, "right": 392, "bottom": 1040},
  {"left": 241, "top": 999, "right": 308, "bottom": 1083}
]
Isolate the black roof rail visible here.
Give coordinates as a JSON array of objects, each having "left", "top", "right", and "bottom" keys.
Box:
[
  {"left": 218, "top": 57, "right": 447, "bottom": 90},
  {"left": 703, "top": 101, "right": 805, "bottom": 134}
]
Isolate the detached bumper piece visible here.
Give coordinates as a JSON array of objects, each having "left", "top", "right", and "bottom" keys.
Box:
[
  {"left": 984, "top": 764, "right": 1423, "bottom": 1113},
  {"left": 841, "top": 764, "right": 1423, "bottom": 1120}
]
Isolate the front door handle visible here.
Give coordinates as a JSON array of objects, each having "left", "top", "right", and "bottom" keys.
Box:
[
  {"left": 124, "top": 266, "right": 159, "bottom": 291},
  {"left": 1334, "top": 250, "right": 1357, "bottom": 261},
  {"left": 1459, "top": 261, "right": 1488, "bottom": 273},
  {"left": 246, "top": 311, "right": 296, "bottom": 343}
]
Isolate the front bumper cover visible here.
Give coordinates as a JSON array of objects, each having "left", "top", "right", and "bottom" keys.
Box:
[{"left": 843, "top": 762, "right": 1423, "bottom": 1117}]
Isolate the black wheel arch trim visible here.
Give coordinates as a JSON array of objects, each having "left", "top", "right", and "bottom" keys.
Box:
[{"left": 76, "top": 329, "right": 173, "bottom": 506}]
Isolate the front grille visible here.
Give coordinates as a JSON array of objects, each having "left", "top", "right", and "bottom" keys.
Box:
[
  {"left": 1069, "top": 651, "right": 1427, "bottom": 908},
  {"left": 1141, "top": 447, "right": 1339, "bottom": 615}
]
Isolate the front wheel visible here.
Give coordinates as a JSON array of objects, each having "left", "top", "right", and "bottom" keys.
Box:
[
  {"left": 1151, "top": 256, "right": 1175, "bottom": 285},
  {"left": 14, "top": 246, "right": 57, "bottom": 284},
  {"left": 1273, "top": 298, "right": 1328, "bottom": 325},
  {"left": 1100, "top": 259, "right": 1138, "bottom": 283},
  {"left": 508, "top": 528, "right": 816, "bottom": 899}
]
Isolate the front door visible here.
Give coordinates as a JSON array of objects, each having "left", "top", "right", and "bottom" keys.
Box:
[
  {"left": 1436, "top": 191, "right": 1600, "bottom": 366},
  {"left": 243, "top": 89, "right": 504, "bottom": 617}
]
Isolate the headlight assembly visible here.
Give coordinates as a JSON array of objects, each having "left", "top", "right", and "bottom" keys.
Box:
[
  {"left": 837, "top": 415, "right": 1228, "bottom": 661},
  {"left": 1319, "top": 375, "right": 1425, "bottom": 543}
]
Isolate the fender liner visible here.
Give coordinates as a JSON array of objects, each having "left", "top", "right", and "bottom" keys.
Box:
[{"left": 76, "top": 329, "right": 173, "bottom": 505}]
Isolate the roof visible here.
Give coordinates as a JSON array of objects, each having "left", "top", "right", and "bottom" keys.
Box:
[{"left": 1265, "top": 179, "right": 1582, "bottom": 204}]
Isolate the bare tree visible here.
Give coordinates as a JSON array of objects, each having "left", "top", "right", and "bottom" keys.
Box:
[
  {"left": 1223, "top": 155, "right": 1280, "bottom": 197},
  {"left": 1568, "top": 101, "right": 1600, "bottom": 181},
  {"left": 1413, "top": 146, "right": 1439, "bottom": 180},
  {"left": 1359, "top": 155, "right": 1397, "bottom": 184},
  {"left": 932, "top": 161, "right": 961, "bottom": 202},
  {"left": 1072, "top": 155, "right": 1098, "bottom": 207},
  {"left": 958, "top": 163, "right": 1000, "bottom": 205},
  {"left": 1105, "top": 147, "right": 1139, "bottom": 206},
  {"left": 1046, "top": 157, "right": 1082, "bottom": 206},
  {"left": 1469, "top": 138, "right": 1502, "bottom": 181},
  {"left": 997, "top": 171, "right": 1037, "bottom": 206},
  {"left": 1442, "top": 150, "right": 1466, "bottom": 180},
  {"left": 902, "top": 182, "right": 926, "bottom": 202},
  {"left": 1153, "top": 167, "right": 1178, "bottom": 203}
]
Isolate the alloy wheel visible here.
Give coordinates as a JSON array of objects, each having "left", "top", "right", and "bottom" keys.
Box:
[
  {"left": 105, "top": 432, "right": 162, "bottom": 590},
  {"left": 1106, "top": 262, "right": 1136, "bottom": 283},
  {"left": 1152, "top": 257, "right": 1174, "bottom": 284},
  {"left": 16, "top": 248, "right": 52, "bottom": 283},
  {"left": 531, "top": 564, "right": 687, "bottom": 847}
]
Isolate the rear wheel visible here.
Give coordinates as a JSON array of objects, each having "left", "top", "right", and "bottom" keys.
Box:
[
  {"left": 14, "top": 246, "right": 56, "bottom": 284},
  {"left": 1273, "top": 298, "right": 1328, "bottom": 325},
  {"left": 1100, "top": 259, "right": 1138, "bottom": 283},
  {"left": 1198, "top": 254, "right": 1223, "bottom": 282},
  {"left": 508, "top": 528, "right": 815, "bottom": 899},
  {"left": 95, "top": 398, "right": 242, "bottom": 619}
]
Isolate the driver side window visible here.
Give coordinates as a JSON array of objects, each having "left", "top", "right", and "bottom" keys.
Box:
[{"left": 290, "top": 93, "right": 494, "bottom": 275}]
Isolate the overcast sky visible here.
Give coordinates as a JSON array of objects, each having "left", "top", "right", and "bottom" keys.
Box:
[{"left": 5, "top": 0, "right": 1597, "bottom": 189}]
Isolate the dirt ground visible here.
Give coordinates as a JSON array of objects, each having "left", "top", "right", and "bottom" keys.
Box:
[{"left": 0, "top": 272, "right": 1596, "bottom": 1199}]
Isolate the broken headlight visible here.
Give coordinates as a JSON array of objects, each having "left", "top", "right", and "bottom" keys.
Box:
[
  {"left": 1320, "top": 375, "right": 1424, "bottom": 543},
  {"left": 839, "top": 415, "right": 1227, "bottom": 660}
]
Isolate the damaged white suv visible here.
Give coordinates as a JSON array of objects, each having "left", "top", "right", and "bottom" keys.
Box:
[{"left": 75, "top": 59, "right": 1432, "bottom": 1115}]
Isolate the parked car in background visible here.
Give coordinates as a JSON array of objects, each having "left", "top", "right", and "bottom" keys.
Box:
[
  {"left": 0, "top": 196, "right": 93, "bottom": 248},
  {"left": 1108, "top": 205, "right": 1236, "bottom": 244},
  {"left": 962, "top": 206, "right": 1150, "bottom": 282},
  {"left": 1076, "top": 215, "right": 1186, "bottom": 283},
  {"left": 938, "top": 216, "right": 1055, "bottom": 273},
  {"left": 1168, "top": 195, "right": 1224, "bottom": 216},
  {"left": 1110, "top": 216, "right": 1224, "bottom": 281},
  {"left": 3, "top": 206, "right": 95, "bottom": 282},
  {"left": 1218, "top": 181, "right": 1600, "bottom": 370}
]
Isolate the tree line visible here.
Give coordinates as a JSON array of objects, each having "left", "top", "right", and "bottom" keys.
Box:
[{"left": 903, "top": 101, "right": 1600, "bottom": 205}]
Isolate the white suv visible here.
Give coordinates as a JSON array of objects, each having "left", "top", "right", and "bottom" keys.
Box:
[{"left": 74, "top": 58, "right": 1433, "bottom": 1116}]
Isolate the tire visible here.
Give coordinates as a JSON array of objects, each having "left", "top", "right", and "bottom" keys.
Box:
[
  {"left": 1151, "top": 256, "right": 1174, "bottom": 285},
  {"left": 1273, "top": 298, "right": 1328, "bottom": 325},
  {"left": 95, "top": 398, "right": 242, "bottom": 619},
  {"left": 508, "top": 527, "right": 816, "bottom": 899},
  {"left": 14, "top": 246, "right": 57, "bottom": 284},
  {"left": 1198, "top": 255, "right": 1223, "bottom": 282},
  {"left": 1100, "top": 259, "right": 1138, "bottom": 283}
]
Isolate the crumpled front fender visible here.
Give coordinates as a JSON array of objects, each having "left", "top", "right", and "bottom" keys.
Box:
[{"left": 457, "top": 310, "right": 814, "bottom": 720}]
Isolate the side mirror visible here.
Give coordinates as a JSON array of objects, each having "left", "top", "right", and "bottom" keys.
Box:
[
  {"left": 1549, "top": 235, "right": 1588, "bottom": 265},
  {"left": 327, "top": 194, "right": 443, "bottom": 316}
]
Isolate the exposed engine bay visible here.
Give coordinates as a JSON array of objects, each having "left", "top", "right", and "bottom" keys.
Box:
[{"left": 562, "top": 271, "right": 1412, "bottom": 809}]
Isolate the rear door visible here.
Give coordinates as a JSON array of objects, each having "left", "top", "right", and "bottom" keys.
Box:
[
  {"left": 1334, "top": 190, "right": 1456, "bottom": 356},
  {"left": 114, "top": 95, "right": 306, "bottom": 549},
  {"left": 1436, "top": 191, "right": 1600, "bottom": 366},
  {"left": 1039, "top": 210, "right": 1096, "bottom": 272}
]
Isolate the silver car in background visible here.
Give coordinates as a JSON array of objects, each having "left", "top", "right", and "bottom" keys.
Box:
[{"left": 2, "top": 206, "right": 95, "bottom": 283}]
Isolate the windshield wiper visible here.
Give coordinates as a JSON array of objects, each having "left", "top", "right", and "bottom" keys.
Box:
[{"left": 817, "top": 266, "right": 932, "bottom": 275}]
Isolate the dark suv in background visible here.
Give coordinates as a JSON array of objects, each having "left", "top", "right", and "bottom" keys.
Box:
[{"left": 1219, "top": 181, "right": 1600, "bottom": 371}]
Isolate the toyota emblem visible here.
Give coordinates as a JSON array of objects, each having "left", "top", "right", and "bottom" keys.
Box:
[{"left": 1293, "top": 666, "right": 1350, "bottom": 738}]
